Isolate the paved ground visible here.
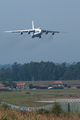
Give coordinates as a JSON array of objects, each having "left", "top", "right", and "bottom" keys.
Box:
[{"left": 37, "top": 98, "right": 80, "bottom": 103}]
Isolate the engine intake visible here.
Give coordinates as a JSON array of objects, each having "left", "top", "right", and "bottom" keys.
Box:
[
  {"left": 52, "top": 32, "right": 54, "bottom": 35},
  {"left": 20, "top": 32, "right": 23, "bottom": 35}
]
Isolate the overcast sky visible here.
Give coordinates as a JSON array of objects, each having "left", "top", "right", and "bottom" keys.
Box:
[{"left": 0, "top": 0, "right": 80, "bottom": 64}]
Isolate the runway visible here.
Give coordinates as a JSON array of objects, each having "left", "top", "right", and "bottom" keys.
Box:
[{"left": 37, "top": 99, "right": 80, "bottom": 103}]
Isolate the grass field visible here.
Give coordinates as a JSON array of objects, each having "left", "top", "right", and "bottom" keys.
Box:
[
  {"left": 0, "top": 88, "right": 80, "bottom": 107},
  {"left": 0, "top": 80, "right": 80, "bottom": 107}
]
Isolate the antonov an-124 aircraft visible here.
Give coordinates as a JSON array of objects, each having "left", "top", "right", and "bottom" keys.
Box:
[{"left": 5, "top": 21, "right": 60, "bottom": 38}]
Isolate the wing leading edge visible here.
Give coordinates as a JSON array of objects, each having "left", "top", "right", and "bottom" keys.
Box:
[
  {"left": 5, "top": 29, "right": 35, "bottom": 34},
  {"left": 42, "top": 30, "right": 60, "bottom": 35}
]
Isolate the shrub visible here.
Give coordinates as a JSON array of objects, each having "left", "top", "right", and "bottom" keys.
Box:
[
  {"left": 0, "top": 116, "right": 8, "bottom": 120},
  {"left": 29, "top": 84, "right": 33, "bottom": 89},
  {"left": 26, "top": 92, "right": 30, "bottom": 94},
  {"left": 52, "top": 102, "right": 62, "bottom": 115},
  {"left": 1, "top": 103, "right": 11, "bottom": 110},
  {"left": 68, "top": 85, "right": 71, "bottom": 88},
  {"left": 37, "top": 108, "right": 44, "bottom": 114},
  {"left": 37, "top": 108, "right": 50, "bottom": 115},
  {"left": 0, "top": 89, "right": 12, "bottom": 91},
  {"left": 77, "top": 86, "right": 80, "bottom": 89}
]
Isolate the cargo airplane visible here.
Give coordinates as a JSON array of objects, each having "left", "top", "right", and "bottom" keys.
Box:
[{"left": 5, "top": 21, "right": 60, "bottom": 38}]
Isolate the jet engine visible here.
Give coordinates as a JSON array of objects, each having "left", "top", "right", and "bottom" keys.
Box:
[
  {"left": 20, "top": 32, "right": 23, "bottom": 35},
  {"left": 52, "top": 32, "right": 54, "bottom": 35},
  {"left": 46, "top": 31, "right": 48, "bottom": 34}
]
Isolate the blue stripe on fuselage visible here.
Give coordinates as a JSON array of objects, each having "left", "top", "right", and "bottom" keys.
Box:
[{"left": 35, "top": 31, "right": 39, "bottom": 33}]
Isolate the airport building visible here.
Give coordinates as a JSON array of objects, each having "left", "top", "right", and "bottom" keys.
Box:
[
  {"left": 0, "top": 83, "right": 10, "bottom": 89},
  {"left": 52, "top": 81, "right": 67, "bottom": 87},
  {"left": 17, "top": 83, "right": 25, "bottom": 89}
]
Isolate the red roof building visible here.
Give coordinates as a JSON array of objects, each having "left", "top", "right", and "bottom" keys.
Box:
[
  {"left": 0, "top": 84, "right": 4, "bottom": 87},
  {"left": 54, "top": 81, "right": 63, "bottom": 84},
  {"left": 0, "top": 83, "right": 10, "bottom": 89},
  {"left": 17, "top": 83, "right": 25, "bottom": 89},
  {"left": 53, "top": 81, "right": 67, "bottom": 87}
]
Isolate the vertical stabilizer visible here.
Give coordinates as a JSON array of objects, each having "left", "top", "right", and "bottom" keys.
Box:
[{"left": 32, "top": 21, "right": 34, "bottom": 29}]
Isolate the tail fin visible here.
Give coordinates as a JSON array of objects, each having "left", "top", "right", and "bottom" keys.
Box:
[{"left": 32, "top": 21, "right": 34, "bottom": 29}]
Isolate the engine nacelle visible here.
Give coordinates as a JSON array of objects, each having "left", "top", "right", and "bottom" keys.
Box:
[
  {"left": 28, "top": 31, "right": 30, "bottom": 34},
  {"left": 20, "top": 32, "right": 23, "bottom": 35},
  {"left": 46, "top": 31, "right": 48, "bottom": 34},
  {"left": 52, "top": 32, "right": 54, "bottom": 35}
]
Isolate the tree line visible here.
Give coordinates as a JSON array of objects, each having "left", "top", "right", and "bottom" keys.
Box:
[{"left": 0, "top": 61, "right": 80, "bottom": 81}]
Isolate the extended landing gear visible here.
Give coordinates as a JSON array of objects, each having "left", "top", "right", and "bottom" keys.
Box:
[
  {"left": 39, "top": 36, "right": 41, "bottom": 38},
  {"left": 32, "top": 36, "right": 34, "bottom": 38}
]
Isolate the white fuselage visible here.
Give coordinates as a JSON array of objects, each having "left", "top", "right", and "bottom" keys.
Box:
[{"left": 31, "top": 28, "right": 43, "bottom": 38}]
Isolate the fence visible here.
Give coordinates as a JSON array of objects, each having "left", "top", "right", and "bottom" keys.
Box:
[
  {"left": 56, "top": 100, "right": 80, "bottom": 112},
  {"left": 1, "top": 101, "right": 80, "bottom": 112}
]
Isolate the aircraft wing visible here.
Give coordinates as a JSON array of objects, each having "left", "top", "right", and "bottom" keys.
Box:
[
  {"left": 42, "top": 30, "right": 60, "bottom": 35},
  {"left": 5, "top": 29, "right": 35, "bottom": 34}
]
